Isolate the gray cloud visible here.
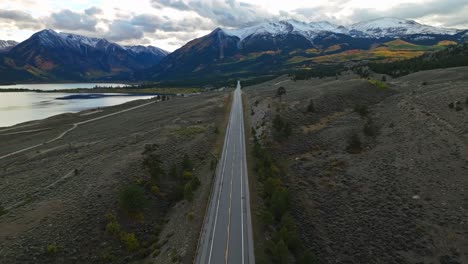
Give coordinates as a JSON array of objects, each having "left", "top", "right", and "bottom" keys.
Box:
[
  {"left": 105, "top": 20, "right": 145, "bottom": 41},
  {"left": 349, "top": 0, "right": 468, "bottom": 26},
  {"left": 151, "top": 31, "right": 202, "bottom": 41},
  {"left": 152, "top": 0, "right": 191, "bottom": 10},
  {"left": 0, "top": 9, "right": 42, "bottom": 29},
  {"left": 85, "top": 7, "right": 103, "bottom": 16},
  {"left": 131, "top": 14, "right": 164, "bottom": 32},
  {"left": 151, "top": 0, "right": 276, "bottom": 27},
  {"left": 48, "top": 9, "right": 98, "bottom": 31},
  {"left": 4, "top": 0, "right": 468, "bottom": 52},
  {"left": 131, "top": 13, "right": 214, "bottom": 33},
  {"left": 0, "top": 9, "right": 36, "bottom": 21}
]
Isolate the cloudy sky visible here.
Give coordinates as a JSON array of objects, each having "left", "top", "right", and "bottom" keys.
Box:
[{"left": 1, "top": 0, "right": 467, "bottom": 51}]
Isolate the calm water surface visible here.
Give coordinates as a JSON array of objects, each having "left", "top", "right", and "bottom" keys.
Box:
[
  {"left": 0, "top": 83, "right": 128, "bottom": 91},
  {"left": 0, "top": 83, "right": 152, "bottom": 128}
]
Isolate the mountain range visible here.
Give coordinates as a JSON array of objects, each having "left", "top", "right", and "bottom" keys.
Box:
[
  {"left": 143, "top": 18, "right": 467, "bottom": 83},
  {"left": 0, "top": 40, "right": 18, "bottom": 53},
  {"left": 0, "top": 29, "right": 168, "bottom": 83},
  {"left": 1, "top": 17, "right": 467, "bottom": 83}
]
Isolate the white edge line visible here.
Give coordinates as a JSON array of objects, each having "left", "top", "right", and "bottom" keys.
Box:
[
  {"left": 207, "top": 89, "right": 235, "bottom": 264},
  {"left": 240, "top": 86, "right": 245, "bottom": 264}
]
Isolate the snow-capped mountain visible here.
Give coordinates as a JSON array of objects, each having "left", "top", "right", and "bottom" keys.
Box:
[
  {"left": 0, "top": 29, "right": 168, "bottom": 82},
  {"left": 124, "top": 45, "right": 169, "bottom": 57},
  {"left": 0, "top": 40, "right": 18, "bottom": 52},
  {"left": 350, "top": 17, "right": 460, "bottom": 38},
  {"left": 142, "top": 17, "right": 466, "bottom": 82},
  {"left": 33, "top": 29, "right": 169, "bottom": 57},
  {"left": 222, "top": 17, "right": 462, "bottom": 44},
  {"left": 224, "top": 19, "right": 348, "bottom": 42}
]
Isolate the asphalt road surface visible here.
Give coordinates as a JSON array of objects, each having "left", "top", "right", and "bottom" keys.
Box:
[{"left": 196, "top": 81, "right": 255, "bottom": 264}]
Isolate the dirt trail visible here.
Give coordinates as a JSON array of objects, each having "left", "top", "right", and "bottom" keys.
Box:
[{"left": 0, "top": 100, "right": 155, "bottom": 160}]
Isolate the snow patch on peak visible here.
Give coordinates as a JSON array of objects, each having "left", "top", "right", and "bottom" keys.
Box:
[
  {"left": 222, "top": 17, "right": 464, "bottom": 43},
  {"left": 223, "top": 20, "right": 348, "bottom": 42},
  {"left": 350, "top": 17, "right": 460, "bottom": 37},
  {"left": 58, "top": 32, "right": 105, "bottom": 48},
  {"left": 124, "top": 45, "right": 169, "bottom": 56},
  {"left": 224, "top": 21, "right": 291, "bottom": 41},
  {"left": 0, "top": 40, "right": 18, "bottom": 51}
]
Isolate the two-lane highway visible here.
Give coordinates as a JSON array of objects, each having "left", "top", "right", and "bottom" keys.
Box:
[{"left": 196, "top": 81, "right": 255, "bottom": 264}]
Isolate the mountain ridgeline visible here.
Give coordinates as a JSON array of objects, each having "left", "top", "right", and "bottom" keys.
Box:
[
  {"left": 140, "top": 18, "right": 467, "bottom": 84},
  {"left": 1, "top": 18, "right": 467, "bottom": 83},
  {"left": 369, "top": 42, "right": 468, "bottom": 77},
  {"left": 0, "top": 29, "right": 168, "bottom": 83}
]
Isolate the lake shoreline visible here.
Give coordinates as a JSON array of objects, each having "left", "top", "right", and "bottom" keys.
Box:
[
  {"left": 0, "top": 87, "right": 201, "bottom": 95},
  {"left": 0, "top": 92, "right": 157, "bottom": 128}
]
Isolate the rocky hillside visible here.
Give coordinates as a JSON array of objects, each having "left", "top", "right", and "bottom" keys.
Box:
[
  {"left": 244, "top": 67, "right": 468, "bottom": 263},
  {"left": 0, "top": 40, "right": 18, "bottom": 53},
  {"left": 0, "top": 30, "right": 168, "bottom": 82},
  {"left": 141, "top": 18, "right": 467, "bottom": 83}
]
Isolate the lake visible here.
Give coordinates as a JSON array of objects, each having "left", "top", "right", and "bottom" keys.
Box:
[
  {"left": 0, "top": 83, "right": 128, "bottom": 91},
  {"left": 0, "top": 83, "right": 153, "bottom": 128}
]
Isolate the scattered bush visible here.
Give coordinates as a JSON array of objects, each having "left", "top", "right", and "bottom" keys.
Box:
[
  {"left": 354, "top": 105, "right": 369, "bottom": 117},
  {"left": 278, "top": 214, "right": 301, "bottom": 252},
  {"left": 363, "top": 120, "right": 377, "bottom": 137},
  {"left": 346, "top": 134, "right": 362, "bottom": 154},
  {"left": 369, "top": 79, "right": 387, "bottom": 89},
  {"left": 261, "top": 210, "right": 275, "bottom": 226},
  {"left": 298, "top": 250, "right": 316, "bottom": 264},
  {"left": 368, "top": 43, "right": 468, "bottom": 77},
  {"left": 214, "top": 127, "right": 220, "bottom": 134},
  {"left": 186, "top": 212, "right": 194, "bottom": 221},
  {"left": 143, "top": 154, "right": 165, "bottom": 183},
  {"left": 190, "top": 176, "right": 201, "bottom": 189},
  {"left": 106, "top": 221, "right": 121, "bottom": 235},
  {"left": 151, "top": 185, "right": 160, "bottom": 195},
  {"left": 0, "top": 204, "right": 7, "bottom": 216},
  {"left": 105, "top": 212, "right": 116, "bottom": 222},
  {"left": 274, "top": 239, "right": 289, "bottom": 264},
  {"left": 119, "top": 185, "right": 148, "bottom": 215},
  {"left": 182, "top": 171, "right": 193, "bottom": 181},
  {"left": 455, "top": 105, "right": 463, "bottom": 111},
  {"left": 182, "top": 154, "right": 193, "bottom": 171},
  {"left": 134, "top": 177, "right": 144, "bottom": 186},
  {"left": 46, "top": 244, "right": 58, "bottom": 254},
  {"left": 120, "top": 232, "right": 140, "bottom": 251},
  {"left": 270, "top": 188, "right": 289, "bottom": 220},
  {"left": 422, "top": 81, "right": 428, "bottom": 85},
  {"left": 169, "top": 164, "right": 178, "bottom": 179},
  {"left": 152, "top": 249, "right": 161, "bottom": 258},
  {"left": 183, "top": 182, "right": 194, "bottom": 201},
  {"left": 169, "top": 248, "right": 181, "bottom": 262},
  {"left": 381, "top": 75, "right": 387, "bottom": 82},
  {"left": 465, "top": 97, "right": 468, "bottom": 105},
  {"left": 100, "top": 250, "right": 117, "bottom": 262},
  {"left": 448, "top": 102, "right": 455, "bottom": 108},
  {"left": 273, "top": 115, "right": 292, "bottom": 139},
  {"left": 210, "top": 159, "right": 216, "bottom": 171},
  {"left": 252, "top": 134, "right": 313, "bottom": 263},
  {"left": 290, "top": 65, "right": 344, "bottom": 80},
  {"left": 307, "top": 100, "right": 315, "bottom": 113},
  {"left": 276, "top": 86, "right": 286, "bottom": 101}
]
